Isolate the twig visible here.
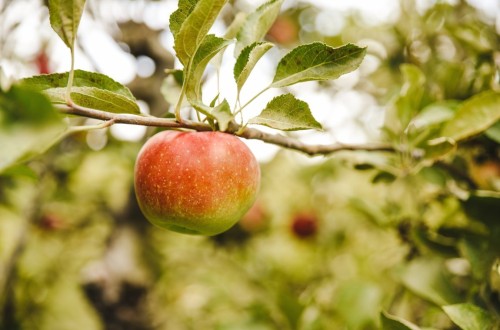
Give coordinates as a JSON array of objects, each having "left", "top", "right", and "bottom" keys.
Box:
[{"left": 57, "top": 102, "right": 395, "bottom": 156}]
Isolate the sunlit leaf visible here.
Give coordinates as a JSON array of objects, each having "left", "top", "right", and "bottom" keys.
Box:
[
  {"left": 20, "top": 70, "right": 135, "bottom": 99},
  {"left": 171, "top": 0, "right": 228, "bottom": 66},
  {"left": 400, "top": 257, "right": 461, "bottom": 306},
  {"left": 412, "top": 101, "right": 459, "bottom": 130},
  {"left": 191, "top": 99, "right": 234, "bottom": 131},
  {"left": 385, "top": 64, "right": 426, "bottom": 134},
  {"left": 169, "top": 0, "right": 198, "bottom": 38},
  {"left": 0, "top": 86, "right": 65, "bottom": 172},
  {"left": 485, "top": 121, "right": 500, "bottom": 143},
  {"left": 224, "top": 12, "right": 247, "bottom": 39},
  {"left": 380, "top": 312, "right": 422, "bottom": 330},
  {"left": 249, "top": 93, "right": 321, "bottom": 131},
  {"left": 443, "top": 303, "right": 495, "bottom": 330},
  {"left": 19, "top": 71, "right": 139, "bottom": 114},
  {"left": 186, "top": 35, "right": 232, "bottom": 102},
  {"left": 441, "top": 91, "right": 500, "bottom": 142},
  {"left": 270, "top": 43, "right": 366, "bottom": 88},
  {"left": 234, "top": 42, "right": 273, "bottom": 92},
  {"left": 234, "top": 0, "right": 284, "bottom": 57},
  {"left": 421, "top": 137, "right": 456, "bottom": 162},
  {"left": 48, "top": 0, "right": 86, "bottom": 49}
]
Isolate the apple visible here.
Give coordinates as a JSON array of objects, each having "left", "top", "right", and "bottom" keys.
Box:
[
  {"left": 291, "top": 212, "right": 318, "bottom": 239},
  {"left": 134, "top": 130, "right": 261, "bottom": 235},
  {"left": 267, "top": 15, "right": 299, "bottom": 45}
]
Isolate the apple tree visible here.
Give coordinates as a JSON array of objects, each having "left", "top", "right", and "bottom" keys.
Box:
[{"left": 0, "top": 0, "right": 499, "bottom": 329}]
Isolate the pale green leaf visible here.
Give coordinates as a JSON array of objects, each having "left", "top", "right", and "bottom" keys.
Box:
[
  {"left": 400, "top": 257, "right": 461, "bottom": 306},
  {"left": 421, "top": 137, "right": 456, "bottom": 162},
  {"left": 169, "top": 0, "right": 198, "bottom": 38},
  {"left": 383, "top": 64, "right": 426, "bottom": 134},
  {"left": 20, "top": 70, "right": 135, "bottom": 99},
  {"left": 270, "top": 43, "right": 366, "bottom": 88},
  {"left": 191, "top": 99, "right": 234, "bottom": 131},
  {"left": 443, "top": 304, "right": 495, "bottom": 330},
  {"left": 185, "top": 35, "right": 232, "bottom": 102},
  {"left": 249, "top": 93, "right": 322, "bottom": 131},
  {"left": 412, "top": 101, "right": 459, "bottom": 130},
  {"left": 485, "top": 121, "right": 500, "bottom": 143},
  {"left": 234, "top": 42, "right": 273, "bottom": 92},
  {"left": 234, "top": 0, "right": 284, "bottom": 57},
  {"left": 224, "top": 12, "right": 247, "bottom": 39},
  {"left": 441, "top": 91, "right": 500, "bottom": 142},
  {"left": 0, "top": 86, "right": 65, "bottom": 172},
  {"left": 211, "top": 100, "right": 233, "bottom": 132},
  {"left": 171, "top": 0, "right": 228, "bottom": 66},
  {"left": 48, "top": 0, "right": 86, "bottom": 49},
  {"left": 380, "top": 312, "right": 422, "bottom": 330},
  {"left": 20, "top": 71, "right": 140, "bottom": 114}
]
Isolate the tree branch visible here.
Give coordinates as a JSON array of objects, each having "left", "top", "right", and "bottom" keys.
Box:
[{"left": 58, "top": 102, "right": 395, "bottom": 156}]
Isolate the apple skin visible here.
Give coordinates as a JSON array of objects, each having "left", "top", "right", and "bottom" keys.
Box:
[{"left": 134, "top": 130, "right": 261, "bottom": 236}]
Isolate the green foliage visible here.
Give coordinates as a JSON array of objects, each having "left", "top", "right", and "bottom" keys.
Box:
[
  {"left": 271, "top": 43, "right": 366, "bottom": 88},
  {"left": 170, "top": 0, "right": 228, "bottom": 66},
  {"left": 380, "top": 311, "right": 422, "bottom": 330},
  {"left": 441, "top": 91, "right": 500, "bottom": 142},
  {"left": 48, "top": 0, "right": 86, "bottom": 49},
  {"left": 185, "top": 34, "right": 233, "bottom": 101},
  {"left": 0, "top": 85, "right": 65, "bottom": 172},
  {"left": 234, "top": 42, "right": 274, "bottom": 92},
  {"left": 19, "top": 70, "right": 140, "bottom": 114},
  {"left": 249, "top": 93, "right": 322, "bottom": 131},
  {"left": 234, "top": 0, "right": 283, "bottom": 56},
  {"left": 443, "top": 303, "right": 496, "bottom": 330}
]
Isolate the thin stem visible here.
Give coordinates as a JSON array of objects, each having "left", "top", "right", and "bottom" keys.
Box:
[
  {"left": 66, "top": 47, "right": 75, "bottom": 102},
  {"left": 174, "top": 82, "right": 187, "bottom": 123},
  {"left": 234, "top": 86, "right": 270, "bottom": 117}
]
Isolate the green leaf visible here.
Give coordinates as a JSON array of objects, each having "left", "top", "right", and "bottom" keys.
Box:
[
  {"left": 443, "top": 304, "right": 495, "bottom": 330},
  {"left": 412, "top": 101, "right": 459, "bottom": 130},
  {"left": 234, "top": 42, "right": 273, "bottom": 92},
  {"left": 400, "top": 257, "right": 461, "bottom": 306},
  {"left": 380, "top": 312, "right": 422, "bottom": 330},
  {"left": 19, "top": 70, "right": 139, "bottom": 114},
  {"left": 191, "top": 99, "right": 234, "bottom": 131},
  {"left": 48, "top": 0, "right": 86, "bottom": 49},
  {"left": 385, "top": 64, "right": 426, "bottom": 134},
  {"left": 211, "top": 99, "right": 233, "bottom": 132},
  {"left": 441, "top": 91, "right": 500, "bottom": 142},
  {"left": 249, "top": 93, "right": 322, "bottom": 131},
  {"left": 185, "top": 34, "right": 232, "bottom": 102},
  {"left": 485, "top": 121, "right": 500, "bottom": 143},
  {"left": 270, "top": 43, "right": 366, "bottom": 88},
  {"left": 234, "top": 0, "right": 284, "bottom": 56},
  {"left": 224, "top": 12, "right": 247, "bottom": 39},
  {"left": 421, "top": 137, "right": 456, "bottom": 162},
  {"left": 169, "top": 0, "right": 198, "bottom": 39},
  {"left": 170, "top": 0, "right": 228, "bottom": 66},
  {"left": 0, "top": 86, "right": 65, "bottom": 172}
]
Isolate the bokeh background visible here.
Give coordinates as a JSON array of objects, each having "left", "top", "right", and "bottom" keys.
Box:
[{"left": 1, "top": 0, "right": 499, "bottom": 329}]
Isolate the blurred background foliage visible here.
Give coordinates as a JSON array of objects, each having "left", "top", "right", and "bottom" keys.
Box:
[{"left": 1, "top": 0, "right": 499, "bottom": 329}]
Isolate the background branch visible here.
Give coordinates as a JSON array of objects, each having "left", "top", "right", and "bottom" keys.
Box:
[{"left": 59, "top": 102, "right": 395, "bottom": 156}]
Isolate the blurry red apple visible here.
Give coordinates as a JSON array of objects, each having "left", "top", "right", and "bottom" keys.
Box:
[
  {"left": 291, "top": 212, "right": 318, "bottom": 239},
  {"left": 267, "top": 15, "right": 299, "bottom": 45},
  {"left": 134, "top": 130, "right": 260, "bottom": 235}
]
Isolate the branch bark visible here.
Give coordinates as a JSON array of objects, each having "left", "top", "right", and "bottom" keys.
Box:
[{"left": 59, "top": 102, "right": 395, "bottom": 156}]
